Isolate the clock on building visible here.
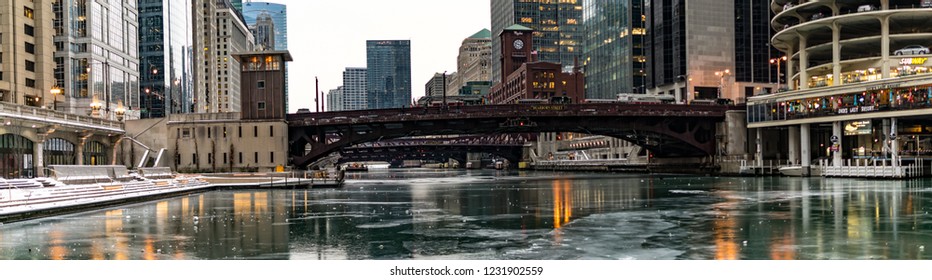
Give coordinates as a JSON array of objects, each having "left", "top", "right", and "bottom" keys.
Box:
[{"left": 513, "top": 39, "right": 525, "bottom": 50}]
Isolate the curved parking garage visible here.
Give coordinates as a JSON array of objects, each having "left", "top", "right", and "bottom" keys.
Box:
[{"left": 746, "top": 0, "right": 932, "bottom": 177}]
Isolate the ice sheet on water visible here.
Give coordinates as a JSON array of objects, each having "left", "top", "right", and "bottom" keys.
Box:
[
  {"left": 499, "top": 211, "right": 686, "bottom": 260},
  {"left": 668, "top": 190, "right": 709, "bottom": 195}
]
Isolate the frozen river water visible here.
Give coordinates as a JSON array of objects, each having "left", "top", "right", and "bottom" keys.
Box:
[{"left": 1, "top": 169, "right": 930, "bottom": 260}]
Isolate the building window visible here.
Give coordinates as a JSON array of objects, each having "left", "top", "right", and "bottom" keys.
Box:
[
  {"left": 25, "top": 60, "right": 35, "bottom": 72},
  {"left": 208, "top": 153, "right": 212, "bottom": 164},
  {"left": 25, "top": 42, "right": 34, "bottom": 54},
  {"left": 192, "top": 153, "right": 198, "bottom": 165},
  {"left": 253, "top": 126, "right": 258, "bottom": 137},
  {"left": 270, "top": 152, "right": 274, "bottom": 163},
  {"left": 223, "top": 127, "right": 227, "bottom": 138},
  {"left": 182, "top": 128, "right": 191, "bottom": 138},
  {"left": 24, "top": 24, "right": 34, "bottom": 36},
  {"left": 238, "top": 126, "right": 242, "bottom": 138},
  {"left": 257, "top": 80, "right": 265, "bottom": 89},
  {"left": 25, "top": 78, "right": 35, "bottom": 88},
  {"left": 223, "top": 153, "right": 227, "bottom": 164},
  {"left": 254, "top": 152, "right": 258, "bottom": 164},
  {"left": 238, "top": 152, "right": 243, "bottom": 164},
  {"left": 24, "top": 7, "right": 34, "bottom": 19},
  {"left": 258, "top": 102, "right": 266, "bottom": 110},
  {"left": 269, "top": 126, "right": 274, "bottom": 137}
]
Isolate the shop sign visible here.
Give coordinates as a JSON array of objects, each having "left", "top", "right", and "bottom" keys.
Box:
[
  {"left": 900, "top": 57, "right": 929, "bottom": 65},
  {"left": 844, "top": 120, "right": 872, "bottom": 136}
]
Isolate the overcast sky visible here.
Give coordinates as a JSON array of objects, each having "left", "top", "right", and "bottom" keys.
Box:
[{"left": 265, "top": 0, "right": 492, "bottom": 112}]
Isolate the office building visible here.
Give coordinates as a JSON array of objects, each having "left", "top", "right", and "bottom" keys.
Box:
[
  {"left": 138, "top": 0, "right": 194, "bottom": 118},
  {"left": 242, "top": 2, "right": 287, "bottom": 51},
  {"left": 448, "top": 29, "right": 492, "bottom": 96},
  {"left": 645, "top": 0, "right": 775, "bottom": 103},
  {"left": 250, "top": 12, "right": 275, "bottom": 51},
  {"left": 489, "top": 25, "right": 584, "bottom": 104},
  {"left": 425, "top": 73, "right": 448, "bottom": 98},
  {"left": 490, "top": 0, "right": 583, "bottom": 85},
  {"left": 192, "top": 0, "right": 255, "bottom": 113},
  {"left": 52, "top": 0, "right": 140, "bottom": 119},
  {"left": 326, "top": 87, "right": 343, "bottom": 112},
  {"left": 582, "top": 0, "right": 647, "bottom": 99},
  {"left": 0, "top": 0, "right": 54, "bottom": 108},
  {"left": 366, "top": 40, "right": 411, "bottom": 109}
]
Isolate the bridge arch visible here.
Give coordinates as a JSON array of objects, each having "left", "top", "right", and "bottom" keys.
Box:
[{"left": 288, "top": 104, "right": 731, "bottom": 168}]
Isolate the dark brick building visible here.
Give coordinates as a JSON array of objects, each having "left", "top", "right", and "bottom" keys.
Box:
[
  {"left": 490, "top": 24, "right": 584, "bottom": 104},
  {"left": 234, "top": 51, "right": 293, "bottom": 120}
]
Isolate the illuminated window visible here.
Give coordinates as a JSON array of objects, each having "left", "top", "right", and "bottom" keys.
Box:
[{"left": 24, "top": 7, "right": 33, "bottom": 19}]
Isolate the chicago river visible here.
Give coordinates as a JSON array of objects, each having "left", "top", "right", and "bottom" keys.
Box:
[{"left": 0, "top": 169, "right": 929, "bottom": 260}]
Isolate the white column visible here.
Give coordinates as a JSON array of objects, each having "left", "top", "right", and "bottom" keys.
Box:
[
  {"left": 756, "top": 128, "right": 764, "bottom": 167},
  {"left": 34, "top": 138, "right": 45, "bottom": 177},
  {"left": 799, "top": 35, "right": 809, "bottom": 89},
  {"left": 891, "top": 118, "right": 899, "bottom": 168},
  {"left": 801, "top": 124, "right": 812, "bottom": 176},
  {"left": 833, "top": 121, "right": 843, "bottom": 167},
  {"left": 881, "top": 16, "right": 891, "bottom": 79},
  {"left": 832, "top": 24, "right": 842, "bottom": 86},
  {"left": 76, "top": 137, "right": 87, "bottom": 165},
  {"left": 786, "top": 44, "right": 796, "bottom": 90},
  {"left": 789, "top": 126, "right": 800, "bottom": 165}
]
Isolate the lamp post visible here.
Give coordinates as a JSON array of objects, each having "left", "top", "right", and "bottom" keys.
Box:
[
  {"left": 49, "top": 87, "right": 63, "bottom": 111},
  {"left": 770, "top": 56, "right": 787, "bottom": 91},
  {"left": 115, "top": 101, "right": 126, "bottom": 121},
  {"left": 90, "top": 98, "right": 103, "bottom": 118},
  {"left": 715, "top": 69, "right": 731, "bottom": 100}
]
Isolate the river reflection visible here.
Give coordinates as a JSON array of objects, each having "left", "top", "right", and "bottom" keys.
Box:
[{"left": 0, "top": 169, "right": 930, "bottom": 260}]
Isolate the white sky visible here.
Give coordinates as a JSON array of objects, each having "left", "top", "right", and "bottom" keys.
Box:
[{"left": 265, "top": 0, "right": 492, "bottom": 112}]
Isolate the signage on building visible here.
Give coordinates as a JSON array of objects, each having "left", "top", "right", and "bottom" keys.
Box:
[
  {"left": 844, "top": 120, "right": 872, "bottom": 136},
  {"left": 866, "top": 83, "right": 901, "bottom": 91},
  {"left": 900, "top": 57, "right": 929, "bottom": 65}
]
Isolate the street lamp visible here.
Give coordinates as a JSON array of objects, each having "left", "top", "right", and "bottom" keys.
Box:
[
  {"left": 715, "top": 69, "right": 731, "bottom": 100},
  {"left": 89, "top": 98, "right": 103, "bottom": 117},
  {"left": 115, "top": 101, "right": 126, "bottom": 121},
  {"left": 770, "top": 56, "right": 787, "bottom": 91},
  {"left": 49, "top": 87, "right": 63, "bottom": 111}
]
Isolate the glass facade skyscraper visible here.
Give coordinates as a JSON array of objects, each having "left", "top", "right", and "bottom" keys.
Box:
[
  {"left": 366, "top": 40, "right": 411, "bottom": 109},
  {"left": 490, "top": 0, "right": 583, "bottom": 84},
  {"left": 138, "top": 0, "right": 194, "bottom": 118},
  {"left": 242, "top": 2, "right": 287, "bottom": 51},
  {"left": 53, "top": 0, "right": 140, "bottom": 118},
  {"left": 583, "top": 0, "right": 647, "bottom": 99}
]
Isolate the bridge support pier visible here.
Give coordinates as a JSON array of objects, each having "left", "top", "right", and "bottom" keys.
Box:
[
  {"left": 832, "top": 121, "right": 843, "bottom": 167},
  {"left": 788, "top": 126, "right": 800, "bottom": 166},
  {"left": 801, "top": 124, "right": 811, "bottom": 176}
]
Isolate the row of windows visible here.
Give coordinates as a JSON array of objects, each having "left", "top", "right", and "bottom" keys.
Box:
[
  {"left": 179, "top": 125, "right": 275, "bottom": 139},
  {"left": 177, "top": 151, "right": 275, "bottom": 165}
]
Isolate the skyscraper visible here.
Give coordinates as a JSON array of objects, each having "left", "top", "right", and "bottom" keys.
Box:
[
  {"left": 490, "top": 0, "right": 583, "bottom": 85},
  {"left": 583, "top": 0, "right": 647, "bottom": 99},
  {"left": 645, "top": 0, "right": 774, "bottom": 103},
  {"left": 230, "top": 0, "right": 243, "bottom": 13},
  {"left": 326, "top": 87, "right": 343, "bottom": 112},
  {"left": 192, "top": 0, "right": 254, "bottom": 113},
  {"left": 251, "top": 12, "right": 275, "bottom": 51},
  {"left": 1, "top": 0, "right": 55, "bottom": 108},
  {"left": 138, "top": 0, "right": 194, "bottom": 118},
  {"left": 53, "top": 0, "right": 140, "bottom": 119},
  {"left": 448, "top": 29, "right": 492, "bottom": 96},
  {"left": 366, "top": 40, "right": 411, "bottom": 109},
  {"left": 341, "top": 67, "right": 367, "bottom": 111},
  {"left": 242, "top": 2, "right": 287, "bottom": 51}
]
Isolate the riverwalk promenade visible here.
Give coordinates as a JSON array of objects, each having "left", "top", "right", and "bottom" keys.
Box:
[{"left": 0, "top": 168, "right": 342, "bottom": 224}]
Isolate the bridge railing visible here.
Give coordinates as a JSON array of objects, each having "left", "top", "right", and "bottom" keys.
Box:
[
  {"left": 0, "top": 101, "right": 123, "bottom": 132},
  {"left": 288, "top": 104, "right": 738, "bottom": 125}
]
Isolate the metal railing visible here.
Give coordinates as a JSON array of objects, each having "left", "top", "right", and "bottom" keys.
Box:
[{"left": 0, "top": 102, "right": 123, "bottom": 132}]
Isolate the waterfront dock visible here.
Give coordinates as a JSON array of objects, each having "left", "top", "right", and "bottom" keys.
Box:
[{"left": 0, "top": 168, "right": 343, "bottom": 224}]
